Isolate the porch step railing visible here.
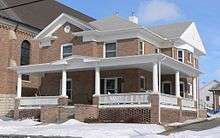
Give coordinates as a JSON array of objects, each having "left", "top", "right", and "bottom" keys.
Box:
[
  {"left": 160, "top": 94, "right": 178, "bottom": 106},
  {"left": 19, "top": 96, "right": 60, "bottom": 107},
  {"left": 182, "top": 98, "right": 195, "bottom": 108},
  {"left": 99, "top": 92, "right": 150, "bottom": 105}
]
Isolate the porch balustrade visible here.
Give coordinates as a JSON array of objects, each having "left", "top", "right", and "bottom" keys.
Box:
[
  {"left": 182, "top": 98, "right": 195, "bottom": 108},
  {"left": 19, "top": 96, "right": 60, "bottom": 107},
  {"left": 99, "top": 92, "right": 150, "bottom": 105},
  {"left": 160, "top": 93, "right": 178, "bottom": 106}
]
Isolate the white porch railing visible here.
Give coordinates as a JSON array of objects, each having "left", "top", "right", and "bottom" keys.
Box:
[
  {"left": 19, "top": 96, "right": 60, "bottom": 107},
  {"left": 182, "top": 98, "right": 195, "bottom": 108},
  {"left": 160, "top": 94, "right": 178, "bottom": 106},
  {"left": 99, "top": 92, "right": 150, "bottom": 105}
]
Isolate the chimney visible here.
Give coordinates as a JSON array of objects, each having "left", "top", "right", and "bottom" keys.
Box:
[{"left": 129, "top": 12, "right": 138, "bottom": 24}]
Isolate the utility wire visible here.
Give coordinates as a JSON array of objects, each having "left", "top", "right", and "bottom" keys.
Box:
[{"left": 0, "top": 0, "right": 47, "bottom": 11}]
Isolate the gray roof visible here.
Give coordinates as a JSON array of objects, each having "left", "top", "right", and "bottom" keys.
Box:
[
  {"left": 148, "top": 22, "right": 192, "bottom": 39},
  {"left": 0, "top": 0, "right": 95, "bottom": 30},
  {"left": 89, "top": 16, "right": 192, "bottom": 39},
  {"left": 89, "top": 15, "right": 140, "bottom": 31},
  {"left": 210, "top": 83, "right": 220, "bottom": 91}
]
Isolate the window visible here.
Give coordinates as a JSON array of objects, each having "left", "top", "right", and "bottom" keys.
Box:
[
  {"left": 66, "top": 79, "right": 72, "bottom": 99},
  {"left": 20, "top": 40, "right": 31, "bottom": 81},
  {"left": 60, "top": 79, "right": 72, "bottom": 99},
  {"left": 177, "top": 49, "right": 184, "bottom": 62},
  {"left": 20, "top": 40, "right": 30, "bottom": 66},
  {"left": 188, "top": 52, "right": 192, "bottom": 63},
  {"left": 162, "top": 81, "right": 172, "bottom": 94},
  {"left": 61, "top": 44, "right": 73, "bottom": 59},
  {"left": 188, "top": 83, "right": 192, "bottom": 96},
  {"left": 105, "top": 42, "right": 116, "bottom": 58},
  {"left": 100, "top": 77, "right": 122, "bottom": 94},
  {"left": 139, "top": 41, "right": 145, "bottom": 55},
  {"left": 140, "top": 76, "right": 145, "bottom": 91},
  {"left": 180, "top": 82, "right": 185, "bottom": 97},
  {"left": 206, "top": 96, "right": 210, "bottom": 101}
]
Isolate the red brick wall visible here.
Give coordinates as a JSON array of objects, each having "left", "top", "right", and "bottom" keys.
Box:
[{"left": 0, "top": 23, "right": 41, "bottom": 95}]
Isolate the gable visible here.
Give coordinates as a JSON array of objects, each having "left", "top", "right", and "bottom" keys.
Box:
[
  {"left": 180, "top": 23, "right": 206, "bottom": 55},
  {"left": 36, "top": 13, "right": 93, "bottom": 40}
]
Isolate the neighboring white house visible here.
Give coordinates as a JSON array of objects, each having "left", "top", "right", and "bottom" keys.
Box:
[{"left": 200, "top": 80, "right": 220, "bottom": 109}]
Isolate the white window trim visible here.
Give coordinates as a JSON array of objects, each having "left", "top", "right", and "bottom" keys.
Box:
[
  {"left": 103, "top": 41, "right": 117, "bottom": 58},
  {"left": 101, "top": 77, "right": 121, "bottom": 94},
  {"left": 162, "top": 81, "right": 172, "bottom": 94},
  {"left": 180, "top": 81, "right": 185, "bottom": 97},
  {"left": 177, "top": 49, "right": 184, "bottom": 63},
  {"left": 140, "top": 76, "right": 145, "bottom": 91},
  {"left": 139, "top": 41, "right": 145, "bottom": 55},
  {"left": 59, "top": 78, "right": 73, "bottom": 99},
  {"left": 188, "top": 52, "right": 192, "bottom": 63},
  {"left": 188, "top": 83, "right": 193, "bottom": 96},
  {"left": 60, "top": 43, "right": 73, "bottom": 59}
]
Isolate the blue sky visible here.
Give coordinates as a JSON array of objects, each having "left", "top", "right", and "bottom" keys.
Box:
[{"left": 59, "top": 0, "right": 220, "bottom": 85}]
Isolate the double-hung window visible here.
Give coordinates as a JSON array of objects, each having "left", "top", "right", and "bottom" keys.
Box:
[
  {"left": 140, "top": 76, "right": 145, "bottom": 91},
  {"left": 188, "top": 52, "right": 192, "bottom": 63},
  {"left": 105, "top": 42, "right": 116, "bottom": 58},
  {"left": 139, "top": 41, "right": 145, "bottom": 55},
  {"left": 100, "top": 77, "right": 122, "bottom": 94},
  {"left": 177, "top": 49, "right": 184, "bottom": 62},
  {"left": 61, "top": 44, "right": 73, "bottom": 59}
]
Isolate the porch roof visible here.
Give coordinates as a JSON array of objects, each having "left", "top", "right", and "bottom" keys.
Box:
[{"left": 15, "top": 53, "right": 201, "bottom": 77}]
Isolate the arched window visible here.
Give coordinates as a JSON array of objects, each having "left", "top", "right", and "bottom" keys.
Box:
[
  {"left": 20, "top": 40, "right": 30, "bottom": 81},
  {"left": 20, "top": 40, "right": 30, "bottom": 66}
]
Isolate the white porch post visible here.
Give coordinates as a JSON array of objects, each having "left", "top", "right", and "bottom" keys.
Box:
[
  {"left": 193, "top": 77, "right": 197, "bottom": 101},
  {"left": 175, "top": 71, "right": 180, "bottom": 97},
  {"left": 61, "top": 70, "right": 67, "bottom": 97},
  {"left": 17, "top": 74, "right": 22, "bottom": 98},
  {"left": 95, "top": 67, "right": 100, "bottom": 96},
  {"left": 153, "top": 63, "right": 158, "bottom": 93}
]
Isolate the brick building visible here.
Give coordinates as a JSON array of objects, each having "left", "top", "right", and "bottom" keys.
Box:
[{"left": 1, "top": 0, "right": 206, "bottom": 123}]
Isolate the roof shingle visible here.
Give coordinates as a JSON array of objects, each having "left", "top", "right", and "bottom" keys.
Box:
[{"left": 0, "top": 0, "right": 95, "bottom": 30}]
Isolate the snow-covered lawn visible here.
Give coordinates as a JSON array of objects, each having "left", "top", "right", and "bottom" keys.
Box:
[
  {"left": 0, "top": 118, "right": 220, "bottom": 138},
  {"left": 0, "top": 119, "right": 164, "bottom": 138}
]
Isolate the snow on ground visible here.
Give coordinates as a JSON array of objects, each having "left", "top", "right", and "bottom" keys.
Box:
[
  {"left": 0, "top": 119, "right": 164, "bottom": 138},
  {"left": 1, "top": 119, "right": 220, "bottom": 138}
]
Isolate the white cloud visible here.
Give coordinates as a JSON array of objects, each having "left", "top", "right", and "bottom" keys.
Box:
[{"left": 138, "top": 0, "right": 181, "bottom": 24}]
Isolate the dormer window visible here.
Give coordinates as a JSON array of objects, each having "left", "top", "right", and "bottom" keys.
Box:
[
  {"left": 139, "top": 41, "right": 145, "bottom": 55},
  {"left": 177, "top": 49, "right": 184, "bottom": 62},
  {"left": 61, "top": 44, "right": 73, "bottom": 59},
  {"left": 105, "top": 42, "right": 116, "bottom": 58}
]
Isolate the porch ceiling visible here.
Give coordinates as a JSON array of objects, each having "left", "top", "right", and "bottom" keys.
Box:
[{"left": 15, "top": 54, "right": 200, "bottom": 77}]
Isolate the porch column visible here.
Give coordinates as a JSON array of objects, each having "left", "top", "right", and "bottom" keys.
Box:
[
  {"left": 17, "top": 74, "right": 22, "bottom": 98},
  {"left": 61, "top": 70, "right": 67, "bottom": 97},
  {"left": 153, "top": 63, "right": 158, "bottom": 93},
  {"left": 193, "top": 77, "right": 197, "bottom": 101},
  {"left": 94, "top": 67, "right": 100, "bottom": 96},
  {"left": 175, "top": 71, "right": 180, "bottom": 97}
]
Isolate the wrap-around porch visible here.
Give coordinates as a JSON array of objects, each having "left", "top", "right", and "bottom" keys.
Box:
[{"left": 15, "top": 54, "right": 199, "bottom": 109}]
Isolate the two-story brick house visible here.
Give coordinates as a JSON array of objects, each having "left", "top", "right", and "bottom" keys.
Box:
[
  {"left": 0, "top": 0, "right": 94, "bottom": 116},
  {"left": 13, "top": 11, "right": 207, "bottom": 123}
]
